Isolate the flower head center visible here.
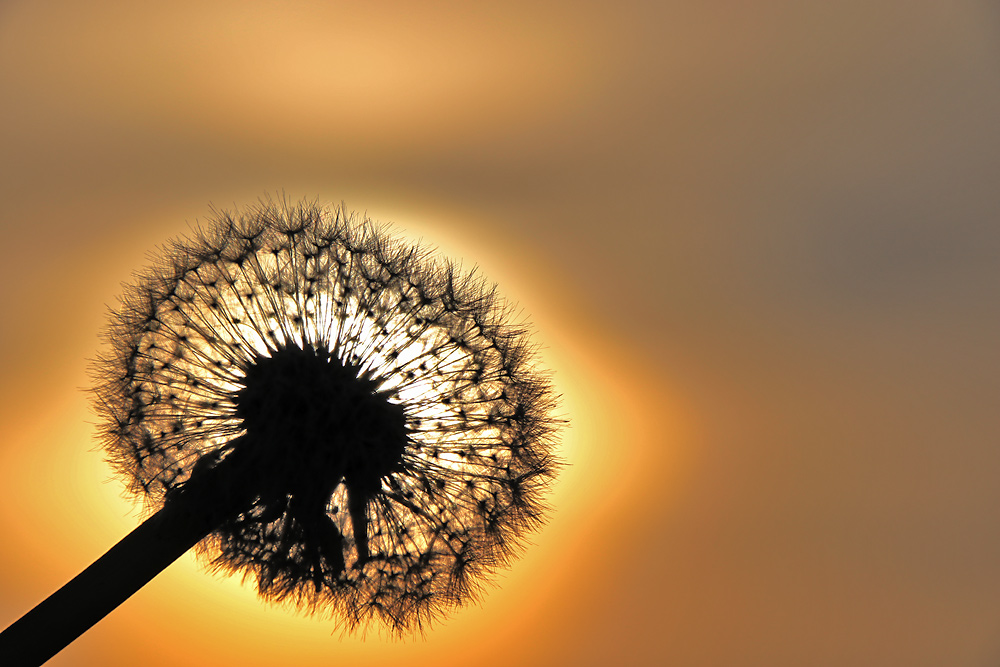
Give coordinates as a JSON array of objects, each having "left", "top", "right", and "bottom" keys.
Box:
[{"left": 234, "top": 345, "right": 408, "bottom": 500}]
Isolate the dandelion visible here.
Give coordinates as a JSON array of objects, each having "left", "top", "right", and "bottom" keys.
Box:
[{"left": 0, "top": 198, "right": 561, "bottom": 665}]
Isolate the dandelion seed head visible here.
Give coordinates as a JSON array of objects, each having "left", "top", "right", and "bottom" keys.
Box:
[{"left": 92, "top": 197, "right": 561, "bottom": 634}]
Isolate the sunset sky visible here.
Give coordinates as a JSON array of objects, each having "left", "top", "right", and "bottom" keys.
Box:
[{"left": 2, "top": 1, "right": 1000, "bottom": 665}]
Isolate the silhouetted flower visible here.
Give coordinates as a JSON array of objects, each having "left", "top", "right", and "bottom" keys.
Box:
[{"left": 91, "top": 198, "right": 561, "bottom": 633}]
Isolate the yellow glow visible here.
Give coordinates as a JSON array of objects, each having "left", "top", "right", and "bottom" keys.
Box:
[{"left": 0, "top": 202, "right": 686, "bottom": 665}]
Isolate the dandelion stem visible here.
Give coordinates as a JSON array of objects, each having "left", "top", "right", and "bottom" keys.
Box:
[{"left": 0, "top": 470, "right": 247, "bottom": 666}]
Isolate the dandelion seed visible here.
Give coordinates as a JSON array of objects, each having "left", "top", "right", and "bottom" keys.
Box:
[{"left": 0, "top": 197, "right": 561, "bottom": 664}]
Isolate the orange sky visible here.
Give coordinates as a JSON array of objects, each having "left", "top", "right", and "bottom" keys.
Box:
[{"left": 2, "top": 1, "right": 1000, "bottom": 665}]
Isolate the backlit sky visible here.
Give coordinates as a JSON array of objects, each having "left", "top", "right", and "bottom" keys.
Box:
[{"left": 2, "top": 1, "right": 1000, "bottom": 665}]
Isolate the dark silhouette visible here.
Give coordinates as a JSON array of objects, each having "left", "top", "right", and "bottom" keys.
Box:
[{"left": 0, "top": 198, "right": 561, "bottom": 665}]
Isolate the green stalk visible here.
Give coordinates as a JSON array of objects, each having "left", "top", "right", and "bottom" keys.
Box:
[{"left": 0, "top": 454, "right": 251, "bottom": 666}]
